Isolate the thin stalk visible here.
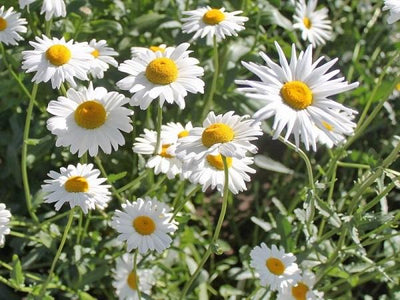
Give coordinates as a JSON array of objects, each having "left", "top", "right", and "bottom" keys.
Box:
[
  {"left": 38, "top": 208, "right": 75, "bottom": 298},
  {"left": 170, "top": 185, "right": 201, "bottom": 222},
  {"left": 154, "top": 104, "right": 163, "bottom": 155},
  {"left": 117, "top": 170, "right": 149, "bottom": 193},
  {"left": 179, "top": 156, "right": 230, "bottom": 300},
  {"left": 9, "top": 231, "right": 42, "bottom": 244},
  {"left": 21, "top": 83, "right": 39, "bottom": 223},
  {"left": 94, "top": 156, "right": 124, "bottom": 202},
  {"left": 201, "top": 35, "right": 219, "bottom": 119},
  {"left": 133, "top": 249, "right": 142, "bottom": 300},
  {"left": 337, "top": 161, "right": 370, "bottom": 169}
]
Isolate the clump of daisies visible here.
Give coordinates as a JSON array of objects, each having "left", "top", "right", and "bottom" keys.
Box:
[
  {"left": 181, "top": 6, "right": 248, "bottom": 43},
  {"left": 22, "top": 35, "right": 93, "bottom": 89},
  {"left": 236, "top": 42, "right": 359, "bottom": 151},
  {"left": 111, "top": 197, "right": 178, "bottom": 254},
  {"left": 19, "top": 0, "right": 66, "bottom": 20},
  {"left": 293, "top": 0, "right": 333, "bottom": 47},
  {"left": 88, "top": 39, "right": 118, "bottom": 79},
  {"left": 117, "top": 43, "right": 204, "bottom": 110},
  {"left": 46, "top": 82, "right": 133, "bottom": 157},
  {"left": 175, "top": 111, "right": 262, "bottom": 195},
  {"left": 41, "top": 163, "right": 111, "bottom": 213},
  {"left": 0, "top": 203, "right": 11, "bottom": 247},
  {"left": 383, "top": 0, "right": 400, "bottom": 24},
  {"left": 277, "top": 270, "right": 324, "bottom": 300},
  {"left": 0, "top": 6, "right": 27, "bottom": 46}
]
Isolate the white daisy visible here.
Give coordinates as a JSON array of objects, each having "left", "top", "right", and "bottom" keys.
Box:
[
  {"left": 277, "top": 270, "right": 324, "bottom": 300},
  {"left": 293, "top": 0, "right": 333, "bottom": 47},
  {"left": 117, "top": 42, "right": 204, "bottom": 110},
  {"left": 161, "top": 121, "right": 193, "bottom": 141},
  {"left": 46, "top": 82, "right": 133, "bottom": 157},
  {"left": 131, "top": 44, "right": 167, "bottom": 57},
  {"left": 112, "top": 253, "right": 155, "bottom": 300},
  {"left": 41, "top": 163, "right": 111, "bottom": 214},
  {"left": 383, "top": 0, "right": 400, "bottom": 24},
  {"left": 0, "top": 6, "right": 27, "bottom": 45},
  {"left": 22, "top": 35, "right": 93, "bottom": 89},
  {"left": 111, "top": 197, "right": 178, "bottom": 254},
  {"left": 181, "top": 6, "right": 248, "bottom": 43},
  {"left": 132, "top": 128, "right": 183, "bottom": 179},
  {"left": 236, "top": 42, "right": 359, "bottom": 151},
  {"left": 175, "top": 111, "right": 262, "bottom": 161},
  {"left": 41, "top": 0, "right": 66, "bottom": 20},
  {"left": 250, "top": 243, "right": 301, "bottom": 292},
  {"left": 0, "top": 203, "right": 11, "bottom": 247},
  {"left": 19, "top": 0, "right": 36, "bottom": 9},
  {"left": 185, "top": 154, "right": 256, "bottom": 195},
  {"left": 88, "top": 39, "right": 118, "bottom": 79}
]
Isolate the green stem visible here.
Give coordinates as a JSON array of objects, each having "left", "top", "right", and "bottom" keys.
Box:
[
  {"left": 154, "top": 104, "right": 163, "bottom": 155},
  {"left": 60, "top": 83, "right": 67, "bottom": 96},
  {"left": 9, "top": 230, "right": 42, "bottom": 244},
  {"left": 133, "top": 249, "right": 142, "bottom": 300},
  {"left": 37, "top": 208, "right": 75, "bottom": 298},
  {"left": 170, "top": 185, "right": 201, "bottom": 222},
  {"left": 201, "top": 35, "right": 219, "bottom": 119},
  {"left": 117, "top": 170, "right": 149, "bottom": 193},
  {"left": 179, "top": 156, "right": 230, "bottom": 299},
  {"left": 21, "top": 83, "right": 39, "bottom": 223},
  {"left": 336, "top": 161, "right": 370, "bottom": 169},
  {"left": 94, "top": 156, "right": 124, "bottom": 202}
]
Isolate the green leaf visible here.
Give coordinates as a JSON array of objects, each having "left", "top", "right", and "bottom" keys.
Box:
[
  {"left": 25, "top": 138, "right": 40, "bottom": 145},
  {"left": 328, "top": 267, "right": 349, "bottom": 279},
  {"left": 107, "top": 171, "right": 127, "bottom": 183},
  {"left": 10, "top": 255, "right": 24, "bottom": 287},
  {"left": 276, "top": 215, "right": 294, "bottom": 251},
  {"left": 78, "top": 291, "right": 97, "bottom": 300}
]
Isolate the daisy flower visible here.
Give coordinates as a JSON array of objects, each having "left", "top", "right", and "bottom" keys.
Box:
[
  {"left": 111, "top": 197, "right": 178, "bottom": 254},
  {"left": 0, "top": 203, "right": 11, "bottom": 247},
  {"left": 131, "top": 44, "right": 167, "bottom": 57},
  {"left": 19, "top": 0, "right": 36, "bottom": 9},
  {"left": 236, "top": 42, "right": 359, "bottom": 151},
  {"left": 88, "top": 39, "right": 118, "bottom": 79},
  {"left": 185, "top": 154, "right": 256, "bottom": 195},
  {"left": 383, "top": 0, "right": 400, "bottom": 24},
  {"left": 117, "top": 42, "right": 204, "bottom": 110},
  {"left": 161, "top": 121, "right": 193, "bottom": 141},
  {"left": 175, "top": 111, "right": 262, "bottom": 161},
  {"left": 22, "top": 35, "right": 93, "bottom": 89},
  {"left": 132, "top": 128, "right": 183, "bottom": 179},
  {"left": 41, "top": 0, "right": 66, "bottom": 20},
  {"left": 42, "top": 163, "right": 111, "bottom": 214},
  {"left": 277, "top": 270, "right": 324, "bottom": 300},
  {"left": 293, "top": 0, "right": 333, "bottom": 47},
  {"left": 181, "top": 6, "right": 248, "bottom": 43},
  {"left": 112, "top": 253, "right": 155, "bottom": 300},
  {"left": 0, "top": 6, "right": 27, "bottom": 46},
  {"left": 250, "top": 243, "right": 301, "bottom": 292},
  {"left": 46, "top": 82, "right": 133, "bottom": 157}
]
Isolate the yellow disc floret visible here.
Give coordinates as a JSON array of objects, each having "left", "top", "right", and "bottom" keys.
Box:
[
  {"left": 149, "top": 46, "right": 165, "bottom": 53},
  {"left": 64, "top": 176, "right": 89, "bottom": 193},
  {"left": 160, "top": 144, "right": 173, "bottom": 158},
  {"left": 127, "top": 271, "right": 138, "bottom": 290},
  {"left": 0, "top": 17, "right": 7, "bottom": 31},
  {"left": 145, "top": 57, "right": 178, "bottom": 85},
  {"left": 203, "top": 9, "right": 225, "bottom": 25},
  {"left": 91, "top": 49, "right": 100, "bottom": 58},
  {"left": 46, "top": 44, "right": 71, "bottom": 66},
  {"left": 178, "top": 130, "right": 189, "bottom": 138},
  {"left": 206, "top": 154, "right": 232, "bottom": 170},
  {"left": 201, "top": 123, "right": 234, "bottom": 148},
  {"left": 291, "top": 282, "right": 309, "bottom": 300},
  {"left": 281, "top": 81, "right": 313, "bottom": 110},
  {"left": 266, "top": 257, "right": 285, "bottom": 275},
  {"left": 303, "top": 17, "right": 312, "bottom": 29},
  {"left": 133, "top": 216, "right": 156, "bottom": 235},
  {"left": 74, "top": 101, "right": 107, "bottom": 129}
]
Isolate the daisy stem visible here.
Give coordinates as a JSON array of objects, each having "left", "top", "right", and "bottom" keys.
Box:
[
  {"left": 60, "top": 83, "right": 67, "bottom": 96},
  {"left": 38, "top": 207, "right": 75, "bottom": 298},
  {"left": 21, "top": 83, "right": 39, "bottom": 223},
  {"left": 133, "top": 249, "right": 142, "bottom": 300},
  {"left": 154, "top": 104, "right": 163, "bottom": 155},
  {"left": 201, "top": 35, "right": 219, "bottom": 120},
  {"left": 94, "top": 156, "right": 124, "bottom": 203},
  {"left": 180, "top": 156, "right": 230, "bottom": 300},
  {"left": 117, "top": 170, "right": 149, "bottom": 193}
]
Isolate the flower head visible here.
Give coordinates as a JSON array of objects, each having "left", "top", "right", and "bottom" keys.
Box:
[
  {"left": 41, "top": 0, "right": 66, "bottom": 20},
  {"left": 88, "top": 39, "right": 118, "bottom": 79},
  {"left": 236, "top": 42, "right": 359, "bottom": 151},
  {"left": 0, "top": 203, "right": 11, "bottom": 247},
  {"left": 0, "top": 6, "right": 27, "bottom": 45},
  {"left": 42, "top": 163, "right": 111, "bottom": 214},
  {"left": 131, "top": 44, "right": 167, "bottom": 57},
  {"left": 277, "top": 270, "right": 324, "bottom": 300}
]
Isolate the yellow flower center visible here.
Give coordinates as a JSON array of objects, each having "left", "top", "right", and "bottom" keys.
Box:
[
  {"left": 127, "top": 271, "right": 138, "bottom": 290},
  {"left": 145, "top": 57, "right": 178, "bottom": 85},
  {"left": 266, "top": 257, "right": 285, "bottom": 275},
  {"left": 46, "top": 44, "right": 71, "bottom": 66},
  {"left": 203, "top": 9, "right": 225, "bottom": 25},
  {"left": 322, "top": 121, "right": 333, "bottom": 131},
  {"left": 178, "top": 130, "right": 189, "bottom": 138},
  {"left": 149, "top": 45, "right": 165, "bottom": 53},
  {"left": 206, "top": 154, "right": 232, "bottom": 170},
  {"left": 74, "top": 101, "right": 107, "bottom": 129},
  {"left": 133, "top": 216, "right": 156, "bottom": 235},
  {"left": 64, "top": 176, "right": 89, "bottom": 193},
  {"left": 396, "top": 83, "right": 400, "bottom": 91},
  {"left": 201, "top": 123, "right": 234, "bottom": 148},
  {"left": 291, "top": 282, "right": 309, "bottom": 300},
  {"left": 303, "top": 17, "right": 312, "bottom": 29},
  {"left": 91, "top": 49, "right": 100, "bottom": 58},
  {"left": 281, "top": 81, "right": 313, "bottom": 110},
  {"left": 160, "top": 144, "right": 173, "bottom": 158},
  {"left": 0, "top": 17, "right": 7, "bottom": 31}
]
